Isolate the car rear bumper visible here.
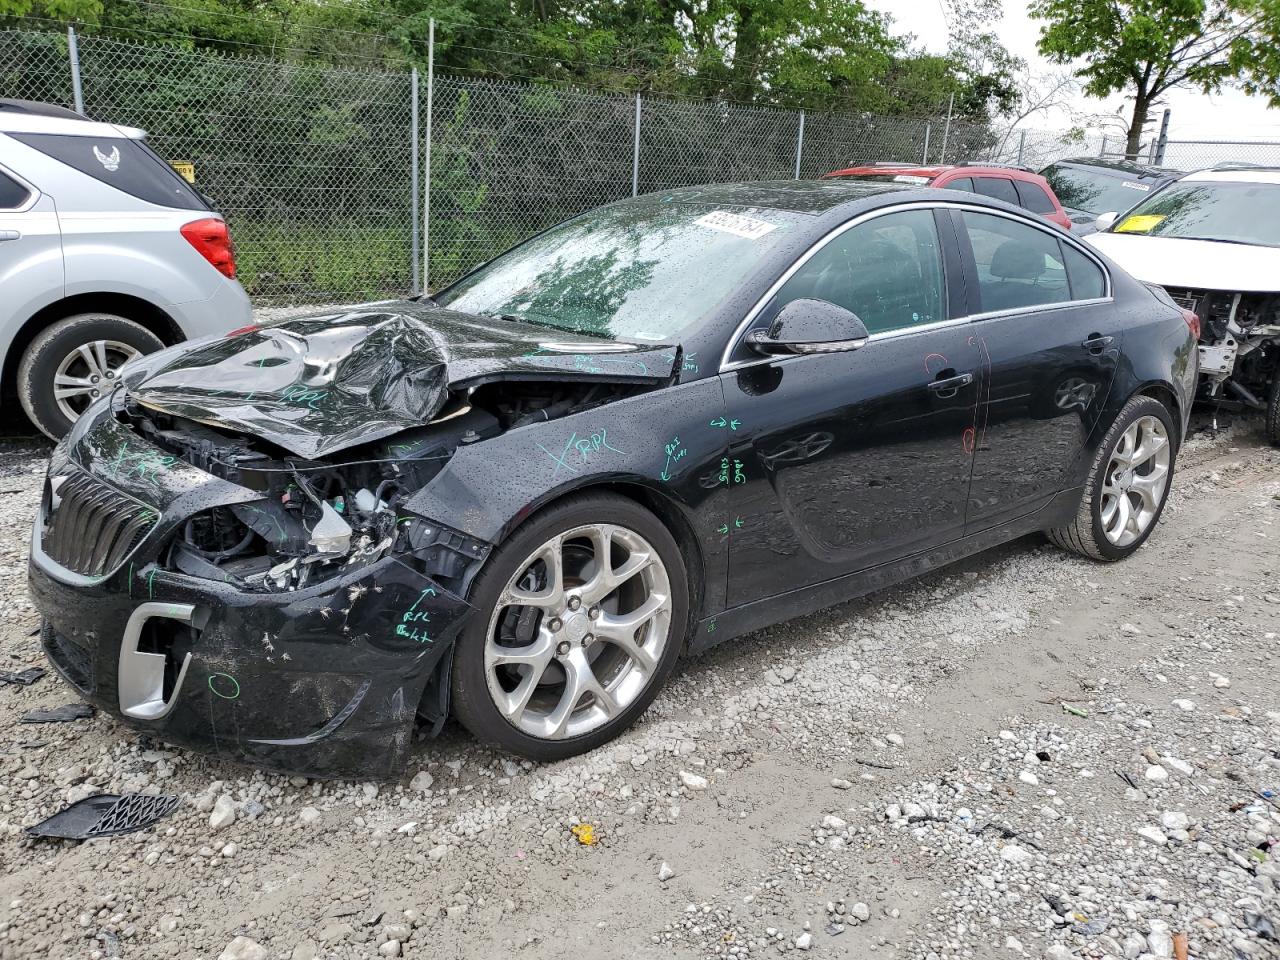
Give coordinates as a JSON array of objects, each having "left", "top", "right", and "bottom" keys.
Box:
[
  {"left": 28, "top": 495, "right": 473, "bottom": 779},
  {"left": 168, "top": 275, "right": 253, "bottom": 341}
]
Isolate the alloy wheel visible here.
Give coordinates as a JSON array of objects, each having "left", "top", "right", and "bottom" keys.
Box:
[
  {"left": 53, "top": 340, "right": 141, "bottom": 421},
  {"left": 1100, "top": 415, "right": 1170, "bottom": 547},
  {"left": 484, "top": 523, "right": 672, "bottom": 740}
]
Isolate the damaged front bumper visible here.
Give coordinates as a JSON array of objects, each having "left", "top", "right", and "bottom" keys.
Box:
[{"left": 28, "top": 415, "right": 477, "bottom": 780}]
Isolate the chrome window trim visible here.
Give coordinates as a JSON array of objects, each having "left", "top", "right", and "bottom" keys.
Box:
[
  {"left": 0, "top": 161, "right": 39, "bottom": 212},
  {"left": 719, "top": 200, "right": 1114, "bottom": 374}
]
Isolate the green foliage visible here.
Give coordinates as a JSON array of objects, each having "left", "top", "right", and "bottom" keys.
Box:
[
  {"left": 1031, "top": 0, "right": 1280, "bottom": 152},
  {"left": 1, "top": 0, "right": 1017, "bottom": 120}
]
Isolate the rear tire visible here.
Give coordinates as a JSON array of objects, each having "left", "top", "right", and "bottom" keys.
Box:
[
  {"left": 17, "top": 313, "right": 163, "bottom": 440},
  {"left": 1047, "top": 395, "right": 1176, "bottom": 562},
  {"left": 450, "top": 492, "right": 689, "bottom": 761},
  {"left": 1266, "top": 374, "right": 1280, "bottom": 447}
]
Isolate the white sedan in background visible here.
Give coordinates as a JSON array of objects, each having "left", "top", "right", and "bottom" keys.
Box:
[{"left": 1086, "top": 167, "right": 1280, "bottom": 444}]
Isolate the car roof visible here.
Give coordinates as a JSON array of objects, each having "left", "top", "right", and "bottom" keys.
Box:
[
  {"left": 645, "top": 179, "right": 913, "bottom": 214},
  {"left": 1182, "top": 166, "right": 1280, "bottom": 184},
  {"left": 0, "top": 99, "right": 145, "bottom": 139},
  {"left": 824, "top": 163, "right": 1040, "bottom": 180},
  {"left": 1048, "top": 157, "right": 1182, "bottom": 179}
]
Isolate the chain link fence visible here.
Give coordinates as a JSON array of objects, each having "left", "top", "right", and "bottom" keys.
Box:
[{"left": 3, "top": 27, "right": 1278, "bottom": 305}]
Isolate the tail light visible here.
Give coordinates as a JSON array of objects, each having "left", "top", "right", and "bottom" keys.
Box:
[
  {"left": 180, "top": 218, "right": 236, "bottom": 279},
  {"left": 1179, "top": 307, "right": 1201, "bottom": 341}
]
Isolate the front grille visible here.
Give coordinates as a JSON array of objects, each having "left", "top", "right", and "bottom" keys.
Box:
[
  {"left": 41, "top": 622, "right": 95, "bottom": 694},
  {"left": 43, "top": 471, "right": 156, "bottom": 577}
]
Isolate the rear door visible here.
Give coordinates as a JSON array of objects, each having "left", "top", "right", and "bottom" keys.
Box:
[
  {"left": 0, "top": 163, "right": 62, "bottom": 334},
  {"left": 951, "top": 207, "right": 1122, "bottom": 531},
  {"left": 722, "top": 207, "right": 982, "bottom": 606}
]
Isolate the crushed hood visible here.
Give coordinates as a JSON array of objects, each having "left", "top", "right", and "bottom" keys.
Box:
[{"left": 121, "top": 302, "right": 677, "bottom": 459}]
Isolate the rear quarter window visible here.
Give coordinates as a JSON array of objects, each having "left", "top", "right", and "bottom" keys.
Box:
[
  {"left": 973, "top": 177, "right": 1019, "bottom": 206},
  {"left": 0, "top": 170, "right": 31, "bottom": 209},
  {"left": 1014, "top": 180, "right": 1056, "bottom": 214},
  {"left": 942, "top": 176, "right": 974, "bottom": 192},
  {"left": 1064, "top": 245, "right": 1106, "bottom": 300},
  {"left": 10, "top": 133, "right": 208, "bottom": 211}
]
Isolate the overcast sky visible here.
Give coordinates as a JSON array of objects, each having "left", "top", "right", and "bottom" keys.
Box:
[{"left": 866, "top": 0, "right": 1280, "bottom": 140}]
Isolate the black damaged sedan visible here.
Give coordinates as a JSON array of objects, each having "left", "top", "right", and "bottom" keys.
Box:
[{"left": 29, "top": 181, "right": 1198, "bottom": 777}]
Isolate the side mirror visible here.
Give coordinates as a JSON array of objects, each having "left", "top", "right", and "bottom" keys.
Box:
[
  {"left": 1095, "top": 211, "right": 1119, "bottom": 231},
  {"left": 746, "top": 298, "right": 870, "bottom": 356}
]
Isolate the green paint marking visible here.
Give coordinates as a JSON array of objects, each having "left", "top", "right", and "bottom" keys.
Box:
[
  {"left": 146, "top": 569, "right": 157, "bottom": 600},
  {"left": 208, "top": 673, "right": 240, "bottom": 700},
  {"left": 127, "top": 561, "right": 134, "bottom": 597}
]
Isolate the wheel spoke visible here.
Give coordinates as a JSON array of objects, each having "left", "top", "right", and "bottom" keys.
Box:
[
  {"left": 75, "top": 343, "right": 105, "bottom": 380},
  {"left": 1108, "top": 493, "right": 1131, "bottom": 539},
  {"left": 1100, "top": 494, "right": 1120, "bottom": 527},
  {"left": 486, "top": 633, "right": 555, "bottom": 723},
  {"left": 580, "top": 530, "right": 653, "bottom": 605},
  {"left": 1129, "top": 433, "right": 1167, "bottom": 469},
  {"left": 545, "top": 647, "right": 616, "bottom": 736},
  {"left": 53, "top": 373, "right": 95, "bottom": 400},
  {"left": 503, "top": 536, "right": 565, "bottom": 609},
  {"left": 1130, "top": 470, "right": 1166, "bottom": 510}
]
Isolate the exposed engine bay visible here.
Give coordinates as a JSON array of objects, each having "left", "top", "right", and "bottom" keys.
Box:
[
  {"left": 1165, "top": 287, "right": 1280, "bottom": 413},
  {"left": 117, "top": 377, "right": 651, "bottom": 595}
]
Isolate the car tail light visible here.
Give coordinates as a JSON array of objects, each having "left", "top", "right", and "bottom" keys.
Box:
[
  {"left": 1180, "top": 307, "right": 1201, "bottom": 341},
  {"left": 180, "top": 218, "right": 236, "bottom": 279}
]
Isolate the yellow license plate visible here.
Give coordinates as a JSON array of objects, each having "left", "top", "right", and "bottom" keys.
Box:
[{"left": 169, "top": 160, "right": 196, "bottom": 184}]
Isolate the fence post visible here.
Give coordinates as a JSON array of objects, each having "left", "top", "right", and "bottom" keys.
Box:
[
  {"left": 67, "top": 25, "right": 84, "bottom": 115},
  {"left": 1098, "top": 134, "right": 1107, "bottom": 158},
  {"left": 1016, "top": 130, "right": 1026, "bottom": 166},
  {"left": 793, "top": 111, "right": 805, "bottom": 179},
  {"left": 940, "top": 93, "right": 954, "bottom": 164},
  {"left": 922, "top": 123, "right": 930, "bottom": 164},
  {"left": 422, "top": 19, "right": 434, "bottom": 292},
  {"left": 1154, "top": 109, "right": 1171, "bottom": 165},
  {"left": 410, "top": 67, "right": 420, "bottom": 296},
  {"left": 631, "top": 94, "right": 641, "bottom": 197}
]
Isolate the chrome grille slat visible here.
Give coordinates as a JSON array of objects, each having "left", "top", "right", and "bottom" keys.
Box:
[{"left": 44, "top": 470, "right": 155, "bottom": 577}]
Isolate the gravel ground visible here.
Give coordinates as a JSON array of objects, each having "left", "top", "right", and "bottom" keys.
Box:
[{"left": 0, "top": 414, "right": 1277, "bottom": 960}]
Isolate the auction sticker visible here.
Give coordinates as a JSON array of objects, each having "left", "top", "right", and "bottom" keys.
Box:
[
  {"left": 694, "top": 210, "right": 779, "bottom": 240},
  {"left": 1120, "top": 180, "right": 1151, "bottom": 191}
]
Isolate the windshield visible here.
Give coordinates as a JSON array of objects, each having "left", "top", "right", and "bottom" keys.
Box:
[
  {"left": 436, "top": 200, "right": 805, "bottom": 342},
  {"left": 1111, "top": 180, "right": 1280, "bottom": 247},
  {"left": 1040, "top": 164, "right": 1155, "bottom": 216}
]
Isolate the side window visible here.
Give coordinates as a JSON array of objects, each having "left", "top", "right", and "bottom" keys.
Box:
[
  {"left": 942, "top": 176, "right": 974, "bottom": 193},
  {"left": 973, "top": 177, "right": 1019, "bottom": 206},
  {"left": 1013, "top": 180, "right": 1056, "bottom": 214},
  {"left": 962, "top": 211, "right": 1069, "bottom": 313},
  {"left": 1063, "top": 244, "right": 1106, "bottom": 300},
  {"left": 766, "top": 209, "right": 945, "bottom": 335},
  {"left": 0, "top": 170, "right": 30, "bottom": 209},
  {"left": 8, "top": 133, "right": 208, "bottom": 211}
]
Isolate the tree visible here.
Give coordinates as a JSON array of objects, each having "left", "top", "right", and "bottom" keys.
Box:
[{"left": 1031, "top": 0, "right": 1280, "bottom": 159}]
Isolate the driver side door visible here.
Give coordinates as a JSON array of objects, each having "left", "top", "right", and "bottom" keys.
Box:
[{"left": 721, "top": 207, "right": 982, "bottom": 608}]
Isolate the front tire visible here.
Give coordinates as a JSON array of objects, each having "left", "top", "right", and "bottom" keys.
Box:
[
  {"left": 450, "top": 493, "right": 689, "bottom": 761},
  {"left": 1047, "top": 395, "right": 1176, "bottom": 561},
  {"left": 17, "top": 313, "right": 164, "bottom": 439}
]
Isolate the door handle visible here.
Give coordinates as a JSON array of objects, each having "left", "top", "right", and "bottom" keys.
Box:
[
  {"left": 1081, "top": 334, "right": 1113, "bottom": 353},
  {"left": 0, "top": 230, "right": 19, "bottom": 241},
  {"left": 927, "top": 372, "right": 974, "bottom": 398}
]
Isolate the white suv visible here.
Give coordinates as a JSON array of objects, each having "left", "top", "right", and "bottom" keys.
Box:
[
  {"left": 0, "top": 98, "right": 252, "bottom": 438},
  {"left": 1087, "top": 166, "right": 1280, "bottom": 444}
]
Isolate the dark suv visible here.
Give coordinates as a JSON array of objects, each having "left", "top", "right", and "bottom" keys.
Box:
[{"left": 1039, "top": 158, "right": 1182, "bottom": 235}]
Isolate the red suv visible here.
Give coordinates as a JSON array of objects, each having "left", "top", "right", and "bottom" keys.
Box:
[{"left": 823, "top": 163, "right": 1073, "bottom": 231}]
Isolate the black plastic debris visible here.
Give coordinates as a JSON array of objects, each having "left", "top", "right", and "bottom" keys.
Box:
[
  {"left": 1246, "top": 910, "right": 1277, "bottom": 941},
  {"left": 0, "top": 667, "right": 45, "bottom": 687},
  {"left": 22, "top": 702, "right": 95, "bottom": 723},
  {"left": 26, "top": 793, "right": 180, "bottom": 840}
]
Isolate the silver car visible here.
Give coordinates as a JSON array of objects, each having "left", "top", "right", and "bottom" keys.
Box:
[{"left": 0, "top": 98, "right": 252, "bottom": 438}]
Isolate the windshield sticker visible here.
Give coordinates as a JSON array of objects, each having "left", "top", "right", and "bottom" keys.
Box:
[
  {"left": 1120, "top": 181, "right": 1151, "bottom": 191},
  {"left": 93, "top": 145, "right": 121, "bottom": 171},
  {"left": 892, "top": 174, "right": 931, "bottom": 184},
  {"left": 1115, "top": 214, "right": 1165, "bottom": 233},
  {"left": 694, "top": 210, "right": 779, "bottom": 240}
]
